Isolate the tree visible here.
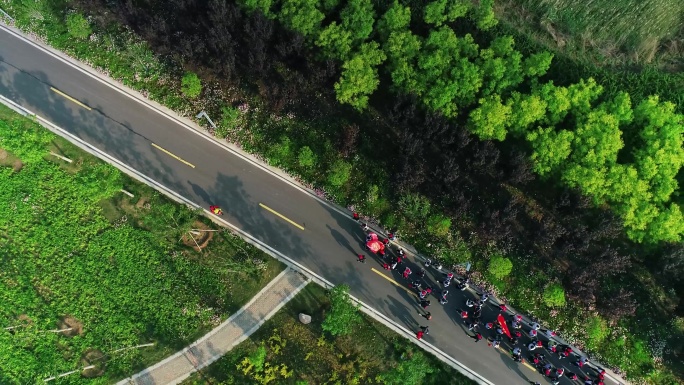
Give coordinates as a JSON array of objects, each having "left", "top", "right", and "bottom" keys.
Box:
[
  {"left": 423, "top": 0, "right": 469, "bottom": 27},
  {"left": 316, "top": 22, "right": 353, "bottom": 59},
  {"left": 633, "top": 96, "right": 684, "bottom": 203},
  {"left": 181, "top": 72, "right": 202, "bottom": 98},
  {"left": 278, "top": 0, "right": 325, "bottom": 37},
  {"left": 508, "top": 92, "right": 547, "bottom": 136},
  {"left": 239, "top": 0, "right": 273, "bottom": 17},
  {"left": 566, "top": 78, "right": 604, "bottom": 116},
  {"left": 542, "top": 283, "right": 566, "bottom": 308},
  {"left": 334, "top": 41, "right": 386, "bottom": 110},
  {"left": 472, "top": 0, "right": 498, "bottom": 31},
  {"left": 340, "top": 0, "right": 376, "bottom": 44},
  {"left": 562, "top": 109, "right": 623, "bottom": 202},
  {"left": 322, "top": 284, "right": 361, "bottom": 336},
  {"left": 487, "top": 255, "right": 513, "bottom": 279},
  {"left": 376, "top": 0, "right": 411, "bottom": 40},
  {"left": 467, "top": 95, "right": 512, "bottom": 141},
  {"left": 384, "top": 30, "right": 422, "bottom": 94},
  {"left": 477, "top": 36, "right": 524, "bottom": 97},
  {"left": 523, "top": 51, "right": 554, "bottom": 78},
  {"left": 66, "top": 13, "right": 91, "bottom": 40},
  {"left": 416, "top": 27, "right": 483, "bottom": 116},
  {"left": 535, "top": 82, "right": 572, "bottom": 125},
  {"left": 327, "top": 159, "right": 352, "bottom": 187},
  {"left": 527, "top": 127, "right": 574, "bottom": 176}
]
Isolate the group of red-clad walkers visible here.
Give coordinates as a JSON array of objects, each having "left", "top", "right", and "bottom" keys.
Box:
[{"left": 352, "top": 211, "right": 611, "bottom": 385}]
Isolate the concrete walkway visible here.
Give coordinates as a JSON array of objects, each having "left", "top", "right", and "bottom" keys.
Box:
[{"left": 117, "top": 268, "right": 309, "bottom": 385}]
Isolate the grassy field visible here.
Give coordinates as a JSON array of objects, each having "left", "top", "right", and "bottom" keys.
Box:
[
  {"left": 495, "top": 0, "right": 684, "bottom": 68},
  {"left": 182, "top": 284, "right": 476, "bottom": 385},
  {"left": 0, "top": 103, "right": 284, "bottom": 384}
]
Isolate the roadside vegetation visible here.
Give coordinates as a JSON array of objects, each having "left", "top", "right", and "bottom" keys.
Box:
[
  {"left": 0, "top": 104, "right": 283, "bottom": 383},
  {"left": 183, "top": 283, "right": 475, "bottom": 385},
  {"left": 2, "top": 0, "right": 683, "bottom": 382}
]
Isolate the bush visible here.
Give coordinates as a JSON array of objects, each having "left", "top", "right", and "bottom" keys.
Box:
[
  {"left": 297, "top": 146, "right": 317, "bottom": 169},
  {"left": 398, "top": 193, "right": 431, "bottom": 220},
  {"left": 65, "top": 13, "right": 91, "bottom": 39},
  {"left": 181, "top": 72, "right": 202, "bottom": 98},
  {"left": 322, "top": 284, "right": 361, "bottom": 336},
  {"left": 268, "top": 137, "right": 293, "bottom": 166},
  {"left": 488, "top": 255, "right": 513, "bottom": 279},
  {"left": 586, "top": 315, "right": 610, "bottom": 350},
  {"left": 542, "top": 283, "right": 566, "bottom": 308},
  {"left": 426, "top": 214, "right": 451, "bottom": 238},
  {"left": 327, "top": 160, "right": 352, "bottom": 187},
  {"left": 218, "top": 106, "right": 241, "bottom": 134}
]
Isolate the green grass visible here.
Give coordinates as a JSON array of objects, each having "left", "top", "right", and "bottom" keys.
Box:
[
  {"left": 183, "top": 283, "right": 476, "bottom": 385},
  {"left": 0, "top": 103, "right": 284, "bottom": 384}
]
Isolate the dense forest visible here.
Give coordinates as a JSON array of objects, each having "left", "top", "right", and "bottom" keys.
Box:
[{"left": 17, "top": 0, "right": 683, "bottom": 380}]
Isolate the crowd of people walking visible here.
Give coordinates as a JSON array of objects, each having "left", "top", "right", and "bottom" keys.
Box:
[{"left": 354, "top": 213, "right": 611, "bottom": 385}]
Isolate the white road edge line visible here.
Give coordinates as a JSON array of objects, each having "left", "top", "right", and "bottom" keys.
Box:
[{"left": 0, "top": 92, "right": 494, "bottom": 385}]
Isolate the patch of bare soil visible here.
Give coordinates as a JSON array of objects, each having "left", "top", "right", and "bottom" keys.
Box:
[
  {"left": 182, "top": 220, "right": 214, "bottom": 251},
  {"left": 80, "top": 348, "right": 106, "bottom": 378},
  {"left": 57, "top": 315, "right": 84, "bottom": 337}
]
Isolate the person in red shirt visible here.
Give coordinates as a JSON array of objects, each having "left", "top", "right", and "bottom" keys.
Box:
[
  {"left": 352, "top": 212, "right": 360, "bottom": 221},
  {"left": 402, "top": 267, "right": 412, "bottom": 279},
  {"left": 473, "top": 332, "right": 483, "bottom": 342},
  {"left": 357, "top": 254, "right": 366, "bottom": 263},
  {"left": 209, "top": 205, "right": 223, "bottom": 215},
  {"left": 416, "top": 330, "right": 424, "bottom": 340}
]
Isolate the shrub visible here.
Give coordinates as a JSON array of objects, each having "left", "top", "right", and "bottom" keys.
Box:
[
  {"left": 488, "top": 255, "right": 513, "bottom": 279},
  {"left": 398, "top": 193, "right": 431, "bottom": 220},
  {"left": 327, "top": 160, "right": 352, "bottom": 187},
  {"left": 221, "top": 105, "right": 241, "bottom": 126},
  {"left": 426, "top": 214, "right": 451, "bottom": 238},
  {"left": 181, "top": 72, "right": 202, "bottom": 98},
  {"left": 542, "top": 283, "right": 566, "bottom": 308},
  {"left": 322, "top": 284, "right": 361, "bottom": 336},
  {"left": 586, "top": 315, "right": 610, "bottom": 350},
  {"left": 298, "top": 146, "right": 317, "bottom": 169},
  {"left": 269, "top": 137, "right": 293, "bottom": 166},
  {"left": 66, "top": 13, "right": 91, "bottom": 39}
]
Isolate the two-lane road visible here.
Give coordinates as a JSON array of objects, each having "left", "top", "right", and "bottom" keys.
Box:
[{"left": 0, "top": 26, "right": 611, "bottom": 385}]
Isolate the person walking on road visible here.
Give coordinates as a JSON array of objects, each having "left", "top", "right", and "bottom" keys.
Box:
[
  {"left": 416, "top": 330, "right": 425, "bottom": 340},
  {"left": 419, "top": 311, "right": 432, "bottom": 320},
  {"left": 209, "top": 205, "right": 223, "bottom": 215},
  {"left": 419, "top": 290, "right": 428, "bottom": 300},
  {"left": 472, "top": 332, "right": 483, "bottom": 342},
  {"left": 419, "top": 299, "right": 431, "bottom": 309},
  {"left": 420, "top": 325, "right": 429, "bottom": 335},
  {"left": 357, "top": 254, "right": 366, "bottom": 263},
  {"left": 402, "top": 267, "right": 412, "bottom": 280}
]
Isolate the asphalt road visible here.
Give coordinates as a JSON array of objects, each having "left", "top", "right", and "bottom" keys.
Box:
[{"left": 0, "top": 27, "right": 613, "bottom": 385}]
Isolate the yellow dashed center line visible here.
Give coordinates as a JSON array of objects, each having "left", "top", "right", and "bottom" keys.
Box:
[
  {"left": 371, "top": 267, "right": 417, "bottom": 297},
  {"left": 50, "top": 87, "right": 92, "bottom": 111},
  {"left": 151, "top": 143, "right": 196, "bottom": 168},
  {"left": 259, "top": 203, "right": 305, "bottom": 230}
]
